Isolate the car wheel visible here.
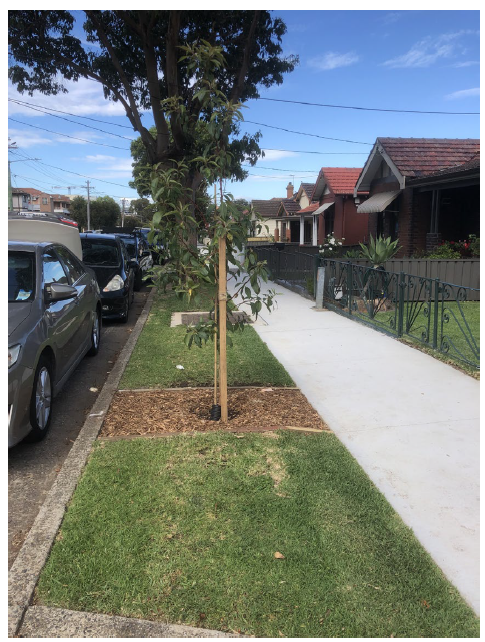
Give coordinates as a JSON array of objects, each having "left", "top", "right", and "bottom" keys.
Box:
[
  {"left": 134, "top": 269, "right": 142, "bottom": 292},
  {"left": 120, "top": 296, "right": 130, "bottom": 324},
  {"left": 87, "top": 309, "right": 101, "bottom": 356},
  {"left": 27, "top": 356, "right": 53, "bottom": 442}
]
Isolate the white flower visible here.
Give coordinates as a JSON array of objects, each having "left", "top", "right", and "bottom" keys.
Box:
[{"left": 330, "top": 238, "right": 336, "bottom": 245}]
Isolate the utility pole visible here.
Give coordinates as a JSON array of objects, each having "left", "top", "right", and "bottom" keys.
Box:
[
  {"left": 121, "top": 198, "right": 126, "bottom": 227},
  {"left": 8, "top": 139, "right": 18, "bottom": 211},
  {"left": 85, "top": 181, "right": 92, "bottom": 231}
]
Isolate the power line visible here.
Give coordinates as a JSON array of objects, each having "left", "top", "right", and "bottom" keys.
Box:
[
  {"left": 8, "top": 97, "right": 134, "bottom": 129},
  {"left": 8, "top": 99, "right": 135, "bottom": 141},
  {"left": 262, "top": 148, "right": 368, "bottom": 155},
  {"left": 256, "top": 96, "right": 480, "bottom": 116},
  {"left": 245, "top": 121, "right": 372, "bottom": 146},
  {"left": 243, "top": 164, "right": 317, "bottom": 172},
  {"left": 8, "top": 117, "right": 131, "bottom": 151}
]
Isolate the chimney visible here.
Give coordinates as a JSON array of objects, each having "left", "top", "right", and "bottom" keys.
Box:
[{"left": 286, "top": 182, "right": 294, "bottom": 199}]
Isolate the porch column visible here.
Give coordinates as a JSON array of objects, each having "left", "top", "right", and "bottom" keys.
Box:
[
  {"left": 426, "top": 189, "right": 442, "bottom": 252},
  {"left": 312, "top": 215, "right": 318, "bottom": 246},
  {"left": 300, "top": 215, "right": 305, "bottom": 245}
]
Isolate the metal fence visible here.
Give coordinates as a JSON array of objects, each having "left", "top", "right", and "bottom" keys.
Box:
[
  {"left": 319, "top": 259, "right": 480, "bottom": 370},
  {"left": 254, "top": 247, "right": 316, "bottom": 290}
]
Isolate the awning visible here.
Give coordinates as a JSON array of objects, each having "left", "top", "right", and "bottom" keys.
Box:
[
  {"left": 314, "top": 201, "right": 335, "bottom": 215},
  {"left": 357, "top": 190, "right": 401, "bottom": 214}
]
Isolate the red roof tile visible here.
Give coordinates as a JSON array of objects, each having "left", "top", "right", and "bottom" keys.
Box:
[
  {"left": 298, "top": 202, "right": 320, "bottom": 214},
  {"left": 318, "top": 168, "right": 363, "bottom": 195},
  {"left": 378, "top": 138, "right": 480, "bottom": 178}
]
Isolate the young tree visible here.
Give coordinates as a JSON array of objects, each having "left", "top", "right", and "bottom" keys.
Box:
[{"left": 9, "top": 10, "right": 297, "bottom": 237}]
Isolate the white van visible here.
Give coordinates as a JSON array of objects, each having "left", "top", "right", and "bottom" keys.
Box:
[{"left": 8, "top": 211, "right": 83, "bottom": 260}]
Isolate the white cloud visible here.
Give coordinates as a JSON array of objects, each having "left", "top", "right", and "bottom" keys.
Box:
[
  {"left": 380, "top": 12, "right": 402, "bottom": 26},
  {"left": 260, "top": 150, "right": 299, "bottom": 162},
  {"left": 308, "top": 51, "right": 359, "bottom": 71},
  {"left": 383, "top": 30, "right": 479, "bottom": 68},
  {"left": 8, "top": 76, "right": 145, "bottom": 119},
  {"left": 452, "top": 60, "right": 479, "bottom": 68},
  {"left": 445, "top": 87, "right": 480, "bottom": 100},
  {"left": 7, "top": 128, "right": 54, "bottom": 149}
]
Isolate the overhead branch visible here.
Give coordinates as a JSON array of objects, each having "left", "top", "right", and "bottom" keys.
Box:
[
  {"left": 165, "top": 10, "right": 185, "bottom": 152},
  {"left": 85, "top": 10, "right": 157, "bottom": 161}
]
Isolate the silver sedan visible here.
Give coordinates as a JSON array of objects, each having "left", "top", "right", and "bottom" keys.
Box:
[{"left": 8, "top": 241, "right": 101, "bottom": 447}]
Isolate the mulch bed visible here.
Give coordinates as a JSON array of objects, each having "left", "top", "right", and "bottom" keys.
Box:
[{"left": 100, "top": 388, "right": 330, "bottom": 438}]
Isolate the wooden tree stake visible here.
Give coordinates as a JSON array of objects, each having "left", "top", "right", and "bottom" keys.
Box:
[{"left": 218, "top": 234, "right": 228, "bottom": 422}]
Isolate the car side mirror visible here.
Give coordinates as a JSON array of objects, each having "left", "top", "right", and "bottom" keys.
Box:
[
  {"left": 142, "top": 250, "right": 151, "bottom": 257},
  {"left": 45, "top": 283, "right": 78, "bottom": 303}
]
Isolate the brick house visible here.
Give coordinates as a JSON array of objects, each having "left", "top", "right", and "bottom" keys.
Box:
[
  {"left": 310, "top": 167, "right": 369, "bottom": 245},
  {"left": 274, "top": 181, "right": 320, "bottom": 245},
  {"left": 354, "top": 138, "right": 480, "bottom": 256},
  {"left": 11, "top": 188, "right": 71, "bottom": 215}
]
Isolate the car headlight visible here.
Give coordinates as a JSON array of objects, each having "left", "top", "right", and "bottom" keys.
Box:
[
  {"left": 8, "top": 344, "right": 21, "bottom": 369},
  {"left": 103, "top": 275, "right": 125, "bottom": 292}
]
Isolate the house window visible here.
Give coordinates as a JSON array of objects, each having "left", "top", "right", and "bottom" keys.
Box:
[{"left": 42, "top": 197, "right": 48, "bottom": 205}]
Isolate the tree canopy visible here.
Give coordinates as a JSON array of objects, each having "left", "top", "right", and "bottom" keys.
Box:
[
  {"left": 9, "top": 10, "right": 297, "bottom": 194},
  {"left": 69, "top": 195, "right": 120, "bottom": 230}
]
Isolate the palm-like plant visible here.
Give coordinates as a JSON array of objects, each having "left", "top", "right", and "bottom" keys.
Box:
[{"left": 359, "top": 235, "right": 400, "bottom": 266}]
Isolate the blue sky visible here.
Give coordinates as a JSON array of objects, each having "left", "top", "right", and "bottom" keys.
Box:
[{"left": 8, "top": 10, "right": 480, "bottom": 207}]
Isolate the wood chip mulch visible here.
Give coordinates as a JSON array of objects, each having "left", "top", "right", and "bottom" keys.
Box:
[{"left": 100, "top": 388, "right": 330, "bottom": 438}]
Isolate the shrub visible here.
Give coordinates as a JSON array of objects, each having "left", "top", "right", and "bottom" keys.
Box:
[
  {"left": 318, "top": 233, "right": 344, "bottom": 258},
  {"left": 359, "top": 235, "right": 400, "bottom": 266}
]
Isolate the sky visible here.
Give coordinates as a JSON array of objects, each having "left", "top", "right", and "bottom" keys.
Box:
[{"left": 7, "top": 9, "right": 480, "bottom": 208}]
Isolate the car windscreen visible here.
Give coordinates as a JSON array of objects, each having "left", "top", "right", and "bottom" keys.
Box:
[
  {"left": 120, "top": 238, "right": 136, "bottom": 258},
  {"left": 8, "top": 251, "right": 36, "bottom": 302},
  {"left": 81, "top": 239, "right": 121, "bottom": 266}
]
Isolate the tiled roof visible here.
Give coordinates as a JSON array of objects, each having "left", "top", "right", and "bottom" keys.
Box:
[
  {"left": 298, "top": 202, "right": 320, "bottom": 214},
  {"left": 318, "top": 168, "right": 363, "bottom": 195},
  {"left": 300, "top": 183, "right": 316, "bottom": 197},
  {"left": 378, "top": 138, "right": 480, "bottom": 178},
  {"left": 13, "top": 187, "right": 43, "bottom": 196},
  {"left": 280, "top": 199, "right": 301, "bottom": 216},
  {"left": 251, "top": 199, "right": 283, "bottom": 218}
]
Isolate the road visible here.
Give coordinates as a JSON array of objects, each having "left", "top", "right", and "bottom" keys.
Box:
[{"left": 8, "top": 286, "right": 149, "bottom": 569}]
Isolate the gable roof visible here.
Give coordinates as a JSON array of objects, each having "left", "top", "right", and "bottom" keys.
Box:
[
  {"left": 13, "top": 187, "right": 44, "bottom": 196},
  {"left": 251, "top": 199, "right": 284, "bottom": 218},
  {"left": 278, "top": 199, "right": 301, "bottom": 216},
  {"left": 355, "top": 137, "right": 480, "bottom": 194},
  {"left": 378, "top": 138, "right": 480, "bottom": 178},
  {"left": 294, "top": 182, "right": 316, "bottom": 202},
  {"left": 312, "top": 167, "right": 365, "bottom": 201}
]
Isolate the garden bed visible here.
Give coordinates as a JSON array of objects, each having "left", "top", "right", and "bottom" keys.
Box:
[{"left": 100, "top": 387, "right": 329, "bottom": 438}]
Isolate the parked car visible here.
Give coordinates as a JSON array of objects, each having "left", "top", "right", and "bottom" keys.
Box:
[
  {"left": 8, "top": 211, "right": 82, "bottom": 259},
  {"left": 114, "top": 233, "right": 153, "bottom": 290},
  {"left": 8, "top": 240, "right": 102, "bottom": 447},
  {"left": 134, "top": 227, "right": 166, "bottom": 263},
  {"left": 80, "top": 233, "right": 135, "bottom": 322}
]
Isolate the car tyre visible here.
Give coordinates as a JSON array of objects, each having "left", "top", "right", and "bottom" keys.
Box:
[
  {"left": 120, "top": 296, "right": 130, "bottom": 324},
  {"left": 87, "top": 309, "right": 101, "bottom": 356},
  {"left": 26, "top": 355, "right": 53, "bottom": 442},
  {"left": 134, "top": 269, "right": 142, "bottom": 292}
]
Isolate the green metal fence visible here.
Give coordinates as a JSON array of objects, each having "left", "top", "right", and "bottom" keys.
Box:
[{"left": 319, "top": 259, "right": 480, "bottom": 370}]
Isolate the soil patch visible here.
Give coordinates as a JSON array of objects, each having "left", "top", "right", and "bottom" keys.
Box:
[{"left": 100, "top": 388, "right": 330, "bottom": 438}]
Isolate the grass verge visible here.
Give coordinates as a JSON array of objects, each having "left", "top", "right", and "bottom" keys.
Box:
[
  {"left": 121, "top": 286, "right": 294, "bottom": 389},
  {"left": 37, "top": 432, "right": 479, "bottom": 638}
]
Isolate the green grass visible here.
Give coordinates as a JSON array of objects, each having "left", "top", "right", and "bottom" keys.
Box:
[
  {"left": 358, "top": 301, "right": 480, "bottom": 376},
  {"left": 121, "top": 286, "right": 294, "bottom": 389},
  {"left": 37, "top": 432, "right": 479, "bottom": 637}
]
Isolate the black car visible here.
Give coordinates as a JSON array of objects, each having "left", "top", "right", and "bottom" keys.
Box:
[
  {"left": 114, "top": 233, "right": 153, "bottom": 291},
  {"left": 134, "top": 227, "right": 166, "bottom": 264},
  {"left": 80, "top": 233, "right": 135, "bottom": 322}
]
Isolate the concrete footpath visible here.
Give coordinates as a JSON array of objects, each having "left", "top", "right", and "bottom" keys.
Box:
[{"left": 230, "top": 277, "right": 480, "bottom": 616}]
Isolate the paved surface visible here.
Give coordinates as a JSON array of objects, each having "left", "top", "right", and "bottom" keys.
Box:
[
  {"left": 229, "top": 276, "right": 480, "bottom": 615},
  {"left": 8, "top": 287, "right": 149, "bottom": 569}
]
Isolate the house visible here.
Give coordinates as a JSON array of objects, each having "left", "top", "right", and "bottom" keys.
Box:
[
  {"left": 354, "top": 138, "right": 480, "bottom": 256},
  {"left": 274, "top": 181, "right": 321, "bottom": 245},
  {"left": 251, "top": 183, "right": 296, "bottom": 241},
  {"left": 11, "top": 188, "right": 71, "bottom": 216},
  {"left": 311, "top": 168, "right": 369, "bottom": 245}
]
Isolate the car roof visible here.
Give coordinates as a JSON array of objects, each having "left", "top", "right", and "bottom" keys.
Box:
[
  {"left": 9, "top": 240, "right": 56, "bottom": 252},
  {"left": 79, "top": 233, "right": 119, "bottom": 241}
]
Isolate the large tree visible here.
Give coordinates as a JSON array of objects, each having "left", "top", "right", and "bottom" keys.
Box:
[
  {"left": 9, "top": 11, "right": 297, "bottom": 223},
  {"left": 69, "top": 195, "right": 120, "bottom": 230}
]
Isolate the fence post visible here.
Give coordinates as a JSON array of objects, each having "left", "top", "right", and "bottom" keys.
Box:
[
  {"left": 315, "top": 265, "right": 326, "bottom": 309},
  {"left": 276, "top": 248, "right": 281, "bottom": 280},
  {"left": 397, "top": 271, "right": 405, "bottom": 337},
  {"left": 432, "top": 278, "right": 440, "bottom": 349},
  {"left": 313, "top": 253, "right": 320, "bottom": 299},
  {"left": 347, "top": 261, "right": 353, "bottom": 315}
]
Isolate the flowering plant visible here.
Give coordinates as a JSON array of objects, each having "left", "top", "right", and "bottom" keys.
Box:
[
  {"left": 319, "top": 233, "right": 344, "bottom": 257},
  {"left": 427, "top": 235, "right": 479, "bottom": 259}
]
